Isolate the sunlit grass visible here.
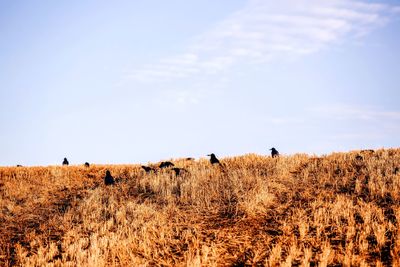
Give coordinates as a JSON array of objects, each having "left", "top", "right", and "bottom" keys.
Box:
[{"left": 0, "top": 149, "right": 399, "bottom": 266}]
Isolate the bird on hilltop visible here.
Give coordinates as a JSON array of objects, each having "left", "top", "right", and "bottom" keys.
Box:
[
  {"left": 104, "top": 170, "right": 115, "bottom": 185},
  {"left": 63, "top": 158, "right": 69, "bottom": 165},
  {"left": 142, "top": 165, "right": 156, "bottom": 174},
  {"left": 270, "top": 148, "right": 279, "bottom": 158},
  {"left": 159, "top": 161, "right": 174, "bottom": 169},
  {"left": 207, "top": 153, "right": 221, "bottom": 165},
  {"left": 171, "top": 167, "right": 187, "bottom": 176},
  {"left": 355, "top": 155, "right": 363, "bottom": 161},
  {"left": 84, "top": 162, "right": 90, "bottom": 167}
]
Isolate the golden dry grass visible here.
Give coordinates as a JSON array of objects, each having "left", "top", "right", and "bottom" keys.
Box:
[{"left": 1, "top": 149, "right": 399, "bottom": 266}]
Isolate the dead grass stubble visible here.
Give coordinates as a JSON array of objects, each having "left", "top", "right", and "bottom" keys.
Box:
[{"left": 0, "top": 149, "right": 399, "bottom": 266}]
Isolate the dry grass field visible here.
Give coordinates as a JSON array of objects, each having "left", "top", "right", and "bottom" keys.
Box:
[{"left": 0, "top": 149, "right": 399, "bottom": 266}]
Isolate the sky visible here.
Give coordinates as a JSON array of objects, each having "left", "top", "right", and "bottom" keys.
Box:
[{"left": 0, "top": 0, "right": 399, "bottom": 166}]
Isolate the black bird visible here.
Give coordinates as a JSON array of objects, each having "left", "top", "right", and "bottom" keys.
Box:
[
  {"left": 84, "top": 162, "right": 90, "bottom": 167},
  {"left": 270, "top": 148, "right": 279, "bottom": 158},
  {"left": 104, "top": 170, "right": 115, "bottom": 185},
  {"left": 355, "top": 155, "right": 363, "bottom": 161},
  {"left": 207, "top": 153, "right": 220, "bottom": 165},
  {"left": 63, "top": 158, "right": 69, "bottom": 165},
  {"left": 142, "top": 165, "right": 156, "bottom": 173},
  {"left": 159, "top": 161, "right": 174, "bottom": 168},
  {"left": 16, "top": 165, "right": 23, "bottom": 167},
  {"left": 171, "top": 167, "right": 187, "bottom": 176}
]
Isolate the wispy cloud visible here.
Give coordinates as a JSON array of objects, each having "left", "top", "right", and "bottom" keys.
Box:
[
  {"left": 263, "top": 116, "right": 306, "bottom": 125},
  {"left": 258, "top": 104, "right": 400, "bottom": 131},
  {"left": 309, "top": 104, "right": 400, "bottom": 142},
  {"left": 125, "top": 0, "right": 399, "bottom": 83},
  {"left": 309, "top": 104, "right": 400, "bottom": 122}
]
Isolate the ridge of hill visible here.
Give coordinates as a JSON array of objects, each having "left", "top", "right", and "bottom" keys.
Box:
[{"left": 0, "top": 149, "right": 399, "bottom": 266}]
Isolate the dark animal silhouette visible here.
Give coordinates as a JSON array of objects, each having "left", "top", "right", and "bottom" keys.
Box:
[
  {"left": 270, "top": 148, "right": 279, "bottom": 158},
  {"left": 171, "top": 167, "right": 187, "bottom": 176},
  {"left": 159, "top": 161, "right": 174, "bottom": 168},
  {"left": 63, "top": 158, "right": 69, "bottom": 165},
  {"left": 186, "top": 157, "right": 195, "bottom": 161},
  {"left": 84, "top": 162, "right": 90, "bottom": 167},
  {"left": 142, "top": 165, "right": 156, "bottom": 173},
  {"left": 104, "top": 170, "right": 115, "bottom": 185},
  {"left": 16, "top": 165, "right": 23, "bottom": 167},
  {"left": 207, "top": 153, "right": 221, "bottom": 165}
]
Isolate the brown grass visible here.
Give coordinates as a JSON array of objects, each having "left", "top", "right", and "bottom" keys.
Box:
[{"left": 0, "top": 149, "right": 399, "bottom": 266}]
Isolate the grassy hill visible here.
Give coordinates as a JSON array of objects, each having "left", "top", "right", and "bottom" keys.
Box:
[{"left": 0, "top": 149, "right": 399, "bottom": 266}]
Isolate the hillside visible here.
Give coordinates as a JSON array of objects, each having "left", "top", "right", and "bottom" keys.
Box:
[{"left": 0, "top": 149, "right": 399, "bottom": 266}]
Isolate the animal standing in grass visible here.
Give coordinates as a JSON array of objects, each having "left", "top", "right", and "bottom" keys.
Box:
[
  {"left": 84, "top": 162, "right": 90, "bottom": 167},
  {"left": 159, "top": 161, "right": 174, "bottom": 168},
  {"left": 171, "top": 167, "right": 187, "bottom": 176},
  {"left": 142, "top": 165, "right": 156, "bottom": 174},
  {"left": 208, "top": 153, "right": 221, "bottom": 165},
  {"left": 62, "top": 158, "right": 69, "bottom": 165},
  {"left": 104, "top": 170, "right": 115, "bottom": 185},
  {"left": 270, "top": 148, "right": 279, "bottom": 158}
]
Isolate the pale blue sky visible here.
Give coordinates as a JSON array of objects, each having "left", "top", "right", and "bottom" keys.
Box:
[{"left": 1, "top": 0, "right": 399, "bottom": 166}]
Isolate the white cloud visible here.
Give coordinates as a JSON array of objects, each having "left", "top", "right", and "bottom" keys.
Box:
[
  {"left": 126, "top": 0, "right": 399, "bottom": 83},
  {"left": 309, "top": 104, "right": 400, "bottom": 121},
  {"left": 320, "top": 104, "right": 400, "bottom": 143},
  {"left": 263, "top": 116, "right": 306, "bottom": 125}
]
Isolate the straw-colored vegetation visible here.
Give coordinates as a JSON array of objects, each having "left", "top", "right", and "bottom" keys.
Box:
[{"left": 1, "top": 149, "right": 399, "bottom": 266}]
